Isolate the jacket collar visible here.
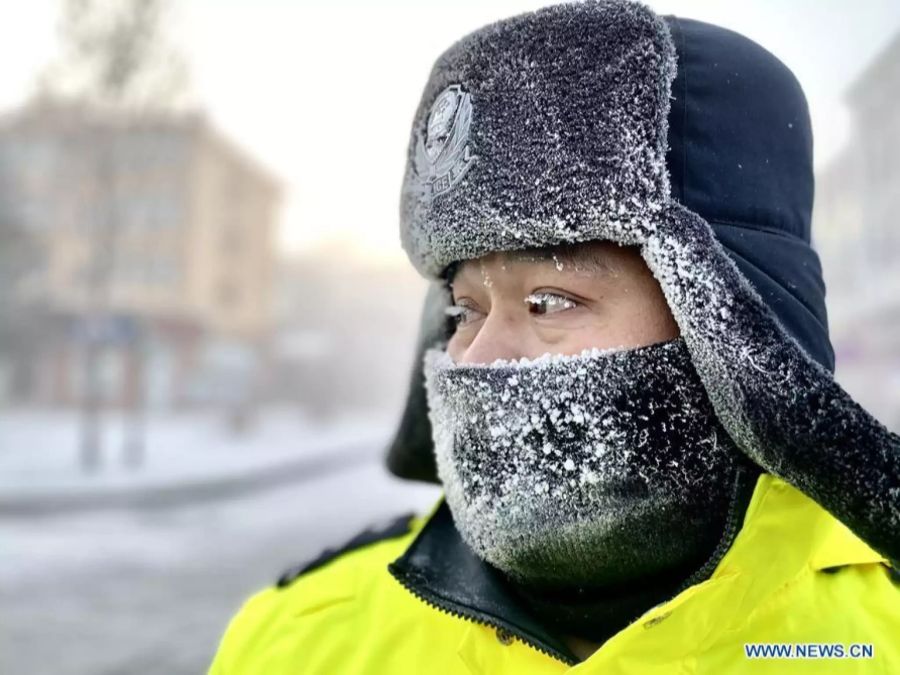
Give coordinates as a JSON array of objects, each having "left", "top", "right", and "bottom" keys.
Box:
[
  {"left": 389, "top": 495, "right": 577, "bottom": 663},
  {"left": 388, "top": 468, "right": 888, "bottom": 668},
  {"left": 717, "top": 472, "right": 888, "bottom": 576},
  {"left": 389, "top": 464, "right": 760, "bottom": 665}
]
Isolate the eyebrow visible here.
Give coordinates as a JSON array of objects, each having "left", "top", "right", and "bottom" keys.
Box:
[
  {"left": 504, "top": 243, "right": 617, "bottom": 276},
  {"left": 445, "top": 242, "right": 617, "bottom": 287}
]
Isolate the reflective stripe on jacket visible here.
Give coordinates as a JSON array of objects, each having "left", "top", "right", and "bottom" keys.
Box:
[{"left": 208, "top": 473, "right": 899, "bottom": 674}]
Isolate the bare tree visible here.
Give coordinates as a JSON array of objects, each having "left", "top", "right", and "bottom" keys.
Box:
[
  {"left": 0, "top": 210, "right": 49, "bottom": 408},
  {"left": 0, "top": 214, "right": 43, "bottom": 357},
  {"left": 38, "top": 0, "right": 190, "bottom": 112},
  {"left": 37, "top": 0, "right": 190, "bottom": 472}
]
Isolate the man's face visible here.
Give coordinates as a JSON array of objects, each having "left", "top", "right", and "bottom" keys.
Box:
[{"left": 446, "top": 240, "right": 680, "bottom": 364}]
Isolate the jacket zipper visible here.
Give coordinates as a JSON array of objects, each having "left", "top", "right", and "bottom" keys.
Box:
[
  {"left": 387, "top": 563, "right": 578, "bottom": 666},
  {"left": 388, "top": 465, "right": 756, "bottom": 668},
  {"left": 670, "top": 464, "right": 756, "bottom": 597}
]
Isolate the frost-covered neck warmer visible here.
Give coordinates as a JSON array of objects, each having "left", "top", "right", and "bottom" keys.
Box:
[
  {"left": 422, "top": 336, "right": 742, "bottom": 589},
  {"left": 395, "top": 0, "right": 900, "bottom": 568}
]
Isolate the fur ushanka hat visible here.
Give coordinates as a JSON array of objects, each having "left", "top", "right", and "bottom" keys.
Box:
[{"left": 388, "top": 0, "right": 900, "bottom": 566}]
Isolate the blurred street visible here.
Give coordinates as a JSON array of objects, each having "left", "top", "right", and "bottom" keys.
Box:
[
  {"left": 0, "top": 453, "right": 441, "bottom": 675},
  {"left": 0, "top": 2, "right": 897, "bottom": 675},
  {"left": 0, "top": 407, "right": 400, "bottom": 509}
]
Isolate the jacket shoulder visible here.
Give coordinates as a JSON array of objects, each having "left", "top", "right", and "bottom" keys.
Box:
[
  {"left": 275, "top": 511, "right": 418, "bottom": 588},
  {"left": 208, "top": 510, "right": 429, "bottom": 674}
]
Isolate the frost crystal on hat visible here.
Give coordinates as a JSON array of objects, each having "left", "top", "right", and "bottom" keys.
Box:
[
  {"left": 399, "top": 0, "right": 900, "bottom": 568},
  {"left": 400, "top": 0, "right": 675, "bottom": 279}
]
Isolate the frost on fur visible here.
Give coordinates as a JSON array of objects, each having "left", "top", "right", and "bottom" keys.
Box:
[{"left": 422, "top": 336, "right": 742, "bottom": 588}]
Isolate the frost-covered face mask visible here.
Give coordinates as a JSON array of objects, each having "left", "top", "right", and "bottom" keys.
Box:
[{"left": 422, "top": 336, "right": 742, "bottom": 590}]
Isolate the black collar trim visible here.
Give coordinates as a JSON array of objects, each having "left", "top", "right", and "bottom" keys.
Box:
[{"left": 387, "top": 464, "right": 760, "bottom": 665}]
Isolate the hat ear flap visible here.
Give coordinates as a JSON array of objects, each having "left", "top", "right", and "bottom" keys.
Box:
[
  {"left": 642, "top": 201, "right": 900, "bottom": 567},
  {"left": 385, "top": 280, "right": 452, "bottom": 483}
]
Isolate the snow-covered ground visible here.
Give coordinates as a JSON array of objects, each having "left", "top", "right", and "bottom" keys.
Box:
[
  {"left": 0, "top": 405, "right": 443, "bottom": 673},
  {"left": 0, "top": 406, "right": 394, "bottom": 499},
  {"left": 0, "top": 455, "right": 442, "bottom": 675}
]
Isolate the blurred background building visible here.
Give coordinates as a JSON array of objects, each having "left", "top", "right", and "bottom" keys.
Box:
[
  {"left": 272, "top": 249, "right": 426, "bottom": 422},
  {"left": 0, "top": 102, "right": 280, "bottom": 411},
  {"left": 0, "top": 2, "right": 897, "bottom": 674},
  {"left": 813, "top": 29, "right": 900, "bottom": 430}
]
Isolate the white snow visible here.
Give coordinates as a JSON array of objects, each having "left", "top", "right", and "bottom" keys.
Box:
[
  {"left": 0, "top": 406, "right": 395, "bottom": 498},
  {"left": 421, "top": 335, "right": 740, "bottom": 587}
]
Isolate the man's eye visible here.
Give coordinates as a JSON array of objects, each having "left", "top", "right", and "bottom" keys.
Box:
[
  {"left": 445, "top": 303, "right": 482, "bottom": 326},
  {"left": 524, "top": 291, "right": 578, "bottom": 316}
]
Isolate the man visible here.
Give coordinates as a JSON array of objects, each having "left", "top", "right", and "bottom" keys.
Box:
[{"left": 209, "top": 1, "right": 900, "bottom": 671}]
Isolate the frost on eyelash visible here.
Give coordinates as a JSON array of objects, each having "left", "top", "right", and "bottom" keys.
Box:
[
  {"left": 442, "top": 292, "right": 576, "bottom": 322},
  {"left": 444, "top": 305, "right": 467, "bottom": 318},
  {"left": 524, "top": 291, "right": 576, "bottom": 311}
]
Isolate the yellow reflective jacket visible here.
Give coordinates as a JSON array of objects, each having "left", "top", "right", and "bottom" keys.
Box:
[{"left": 208, "top": 472, "right": 899, "bottom": 674}]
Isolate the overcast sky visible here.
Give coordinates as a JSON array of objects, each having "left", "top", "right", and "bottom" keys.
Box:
[{"left": 1, "top": 0, "right": 898, "bottom": 261}]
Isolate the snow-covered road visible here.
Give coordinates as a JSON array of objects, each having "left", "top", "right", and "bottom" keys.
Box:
[{"left": 0, "top": 457, "right": 441, "bottom": 675}]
